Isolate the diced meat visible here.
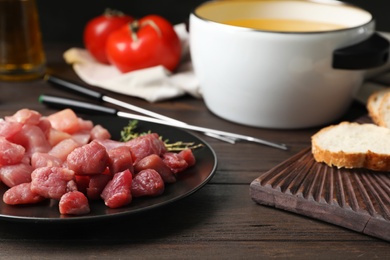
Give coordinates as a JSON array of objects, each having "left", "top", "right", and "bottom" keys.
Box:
[
  {"left": 0, "top": 137, "right": 25, "bottom": 166},
  {"left": 74, "top": 175, "right": 90, "bottom": 195},
  {"left": 31, "top": 152, "right": 63, "bottom": 168},
  {"left": 9, "top": 125, "right": 51, "bottom": 157},
  {"left": 5, "top": 109, "right": 41, "bottom": 125},
  {"left": 78, "top": 118, "right": 94, "bottom": 131},
  {"left": 47, "top": 128, "right": 72, "bottom": 147},
  {"left": 49, "top": 138, "right": 81, "bottom": 162},
  {"left": 59, "top": 191, "right": 90, "bottom": 215},
  {"left": 0, "top": 163, "right": 33, "bottom": 187},
  {"left": 162, "top": 152, "right": 188, "bottom": 174},
  {"left": 46, "top": 108, "right": 81, "bottom": 134},
  {"left": 134, "top": 154, "right": 176, "bottom": 183},
  {"left": 71, "top": 132, "right": 91, "bottom": 145},
  {"left": 30, "top": 166, "right": 75, "bottom": 200},
  {"left": 126, "top": 133, "right": 167, "bottom": 163},
  {"left": 178, "top": 149, "right": 196, "bottom": 167},
  {"left": 3, "top": 182, "right": 45, "bottom": 205},
  {"left": 0, "top": 108, "right": 198, "bottom": 216},
  {"left": 0, "top": 120, "right": 23, "bottom": 139},
  {"left": 101, "top": 169, "right": 132, "bottom": 208},
  {"left": 131, "top": 169, "right": 164, "bottom": 198},
  {"left": 87, "top": 171, "right": 112, "bottom": 200},
  {"left": 21, "top": 155, "right": 31, "bottom": 165},
  {"left": 90, "top": 124, "right": 111, "bottom": 140},
  {"left": 67, "top": 140, "right": 109, "bottom": 175},
  {"left": 66, "top": 179, "right": 78, "bottom": 192},
  {"left": 37, "top": 118, "right": 52, "bottom": 137},
  {"left": 107, "top": 146, "right": 134, "bottom": 175},
  {"left": 94, "top": 139, "right": 126, "bottom": 151}
]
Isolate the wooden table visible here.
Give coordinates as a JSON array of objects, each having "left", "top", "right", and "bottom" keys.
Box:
[{"left": 0, "top": 44, "right": 389, "bottom": 259}]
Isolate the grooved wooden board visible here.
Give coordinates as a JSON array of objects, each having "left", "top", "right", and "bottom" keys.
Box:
[{"left": 250, "top": 147, "right": 390, "bottom": 242}]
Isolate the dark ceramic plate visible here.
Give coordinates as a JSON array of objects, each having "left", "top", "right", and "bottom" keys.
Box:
[{"left": 0, "top": 115, "right": 217, "bottom": 223}]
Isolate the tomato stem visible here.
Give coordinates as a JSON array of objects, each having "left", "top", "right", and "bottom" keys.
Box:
[
  {"left": 141, "top": 20, "right": 162, "bottom": 37},
  {"left": 128, "top": 19, "right": 163, "bottom": 42},
  {"left": 129, "top": 21, "right": 140, "bottom": 42}
]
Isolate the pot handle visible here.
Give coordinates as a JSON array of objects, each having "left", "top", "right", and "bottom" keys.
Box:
[{"left": 333, "top": 32, "right": 389, "bottom": 70}]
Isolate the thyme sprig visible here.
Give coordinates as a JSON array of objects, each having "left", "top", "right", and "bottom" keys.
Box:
[
  {"left": 120, "top": 120, "right": 203, "bottom": 152},
  {"left": 120, "top": 120, "right": 148, "bottom": 142}
]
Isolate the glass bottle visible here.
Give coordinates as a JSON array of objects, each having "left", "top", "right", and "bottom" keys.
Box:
[{"left": 0, "top": 0, "right": 46, "bottom": 81}]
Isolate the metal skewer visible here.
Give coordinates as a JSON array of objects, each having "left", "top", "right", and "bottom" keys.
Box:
[
  {"left": 115, "top": 111, "right": 287, "bottom": 150},
  {"left": 45, "top": 74, "right": 237, "bottom": 144},
  {"left": 39, "top": 94, "right": 288, "bottom": 150}
]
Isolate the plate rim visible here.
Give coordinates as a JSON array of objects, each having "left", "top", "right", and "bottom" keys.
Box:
[{"left": 0, "top": 115, "right": 218, "bottom": 223}]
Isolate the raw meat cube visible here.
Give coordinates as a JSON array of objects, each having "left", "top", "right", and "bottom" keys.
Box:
[
  {"left": 3, "top": 182, "right": 45, "bottom": 205},
  {"left": 101, "top": 169, "right": 132, "bottom": 208},
  {"left": 67, "top": 140, "right": 109, "bottom": 175},
  {"left": 134, "top": 154, "right": 176, "bottom": 183},
  {"left": 46, "top": 108, "right": 81, "bottom": 134},
  {"left": 131, "top": 169, "right": 164, "bottom": 198},
  {"left": 86, "top": 171, "right": 112, "bottom": 200},
  {"left": 90, "top": 124, "right": 111, "bottom": 140},
  {"left": 162, "top": 152, "right": 188, "bottom": 174},
  {"left": 126, "top": 133, "right": 167, "bottom": 163},
  {"left": 49, "top": 138, "right": 80, "bottom": 162},
  {"left": 31, "top": 152, "right": 63, "bottom": 168},
  {"left": 5, "top": 109, "right": 41, "bottom": 125},
  {"left": 31, "top": 166, "right": 75, "bottom": 200},
  {"left": 0, "top": 163, "right": 33, "bottom": 187},
  {"left": 59, "top": 191, "right": 90, "bottom": 215},
  {"left": 0, "top": 137, "right": 25, "bottom": 166},
  {"left": 107, "top": 146, "right": 134, "bottom": 175}
]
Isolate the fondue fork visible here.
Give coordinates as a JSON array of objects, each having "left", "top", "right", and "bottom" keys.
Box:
[
  {"left": 45, "top": 74, "right": 236, "bottom": 144},
  {"left": 39, "top": 94, "right": 288, "bottom": 150}
]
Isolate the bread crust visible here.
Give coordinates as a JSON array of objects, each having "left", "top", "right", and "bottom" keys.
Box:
[
  {"left": 311, "top": 122, "right": 390, "bottom": 172},
  {"left": 367, "top": 89, "right": 388, "bottom": 126},
  {"left": 316, "top": 89, "right": 390, "bottom": 172},
  {"left": 312, "top": 144, "right": 390, "bottom": 171},
  {"left": 377, "top": 92, "right": 390, "bottom": 128}
]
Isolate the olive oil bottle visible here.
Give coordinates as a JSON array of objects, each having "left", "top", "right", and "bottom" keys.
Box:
[{"left": 0, "top": 0, "right": 46, "bottom": 81}]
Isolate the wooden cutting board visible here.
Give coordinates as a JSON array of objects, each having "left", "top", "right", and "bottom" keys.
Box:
[{"left": 250, "top": 147, "right": 390, "bottom": 242}]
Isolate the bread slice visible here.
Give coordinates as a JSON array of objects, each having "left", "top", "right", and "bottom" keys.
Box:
[
  {"left": 311, "top": 121, "right": 390, "bottom": 171},
  {"left": 367, "top": 88, "right": 389, "bottom": 125},
  {"left": 377, "top": 92, "right": 390, "bottom": 128}
]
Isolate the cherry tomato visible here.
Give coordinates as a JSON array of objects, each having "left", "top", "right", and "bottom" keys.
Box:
[
  {"left": 105, "top": 15, "right": 182, "bottom": 73},
  {"left": 83, "top": 9, "right": 134, "bottom": 64}
]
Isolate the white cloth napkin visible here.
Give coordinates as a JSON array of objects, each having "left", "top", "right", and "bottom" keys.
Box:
[{"left": 63, "top": 23, "right": 201, "bottom": 103}]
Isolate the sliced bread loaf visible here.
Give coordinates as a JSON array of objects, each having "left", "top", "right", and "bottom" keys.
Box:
[
  {"left": 311, "top": 121, "right": 390, "bottom": 171},
  {"left": 376, "top": 92, "right": 390, "bottom": 128},
  {"left": 367, "top": 88, "right": 389, "bottom": 126}
]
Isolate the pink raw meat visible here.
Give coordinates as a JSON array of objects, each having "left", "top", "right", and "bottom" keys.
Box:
[
  {"left": 134, "top": 154, "right": 176, "bottom": 183},
  {"left": 162, "top": 152, "right": 188, "bottom": 174},
  {"left": 101, "top": 169, "right": 132, "bottom": 208},
  {"left": 126, "top": 133, "right": 167, "bottom": 163},
  {"left": 0, "top": 163, "right": 33, "bottom": 187},
  {"left": 0, "top": 137, "right": 25, "bottom": 166},
  {"left": 31, "top": 166, "right": 75, "bottom": 200},
  {"left": 3, "top": 182, "right": 45, "bottom": 205},
  {"left": 107, "top": 146, "right": 134, "bottom": 175},
  {"left": 131, "top": 169, "right": 164, "bottom": 198},
  {"left": 67, "top": 140, "right": 109, "bottom": 175},
  {"left": 59, "top": 191, "right": 90, "bottom": 215}
]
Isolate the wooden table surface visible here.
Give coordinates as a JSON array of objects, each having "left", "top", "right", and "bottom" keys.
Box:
[{"left": 0, "top": 44, "right": 389, "bottom": 259}]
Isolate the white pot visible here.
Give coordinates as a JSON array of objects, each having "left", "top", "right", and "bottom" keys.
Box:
[{"left": 189, "top": 0, "right": 389, "bottom": 129}]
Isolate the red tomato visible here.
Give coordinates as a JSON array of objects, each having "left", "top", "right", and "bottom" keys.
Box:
[
  {"left": 105, "top": 15, "right": 182, "bottom": 73},
  {"left": 83, "top": 9, "right": 134, "bottom": 64}
]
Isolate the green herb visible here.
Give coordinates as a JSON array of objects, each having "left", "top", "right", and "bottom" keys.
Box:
[
  {"left": 120, "top": 120, "right": 148, "bottom": 142},
  {"left": 120, "top": 120, "right": 203, "bottom": 152}
]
